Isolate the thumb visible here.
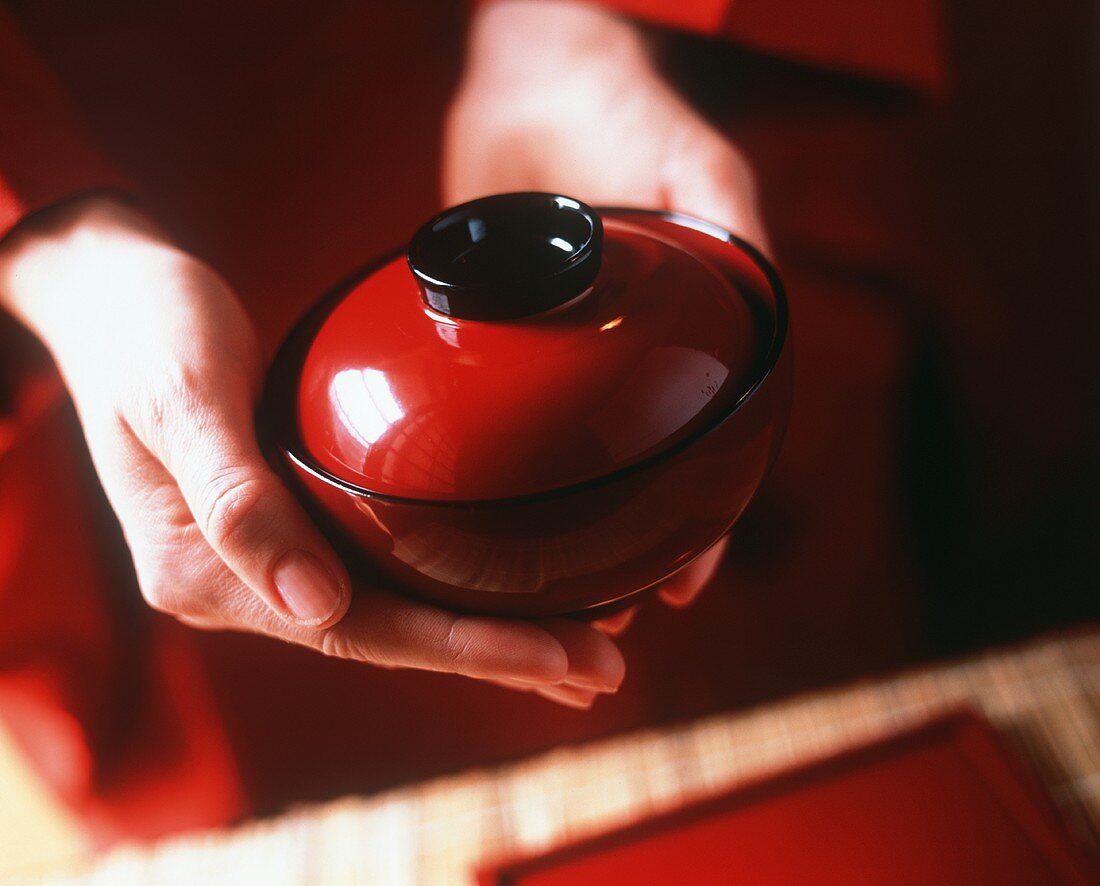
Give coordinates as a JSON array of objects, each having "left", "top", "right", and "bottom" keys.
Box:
[
  {"left": 662, "top": 124, "right": 772, "bottom": 259},
  {"left": 134, "top": 365, "right": 351, "bottom": 629}
]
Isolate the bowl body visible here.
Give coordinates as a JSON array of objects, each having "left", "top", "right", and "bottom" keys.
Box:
[
  {"left": 282, "top": 349, "right": 790, "bottom": 617},
  {"left": 263, "top": 208, "right": 791, "bottom": 617}
]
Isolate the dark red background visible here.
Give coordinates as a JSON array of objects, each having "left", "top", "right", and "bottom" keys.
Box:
[{"left": 0, "top": 0, "right": 1095, "bottom": 843}]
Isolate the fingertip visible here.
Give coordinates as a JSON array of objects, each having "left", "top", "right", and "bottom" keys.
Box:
[
  {"left": 657, "top": 538, "right": 728, "bottom": 609},
  {"left": 498, "top": 675, "right": 600, "bottom": 709},
  {"left": 539, "top": 619, "right": 626, "bottom": 692},
  {"left": 591, "top": 634, "right": 627, "bottom": 690},
  {"left": 658, "top": 585, "right": 696, "bottom": 608},
  {"left": 535, "top": 684, "right": 598, "bottom": 710},
  {"left": 593, "top": 606, "right": 637, "bottom": 637}
]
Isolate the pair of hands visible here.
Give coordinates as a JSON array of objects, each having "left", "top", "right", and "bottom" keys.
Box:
[{"left": 0, "top": 1, "right": 763, "bottom": 709}]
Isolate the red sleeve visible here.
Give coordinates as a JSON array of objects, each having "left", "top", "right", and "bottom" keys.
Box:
[
  {"left": 0, "top": 8, "right": 131, "bottom": 242},
  {"left": 481, "top": 0, "right": 947, "bottom": 97},
  {"left": 0, "top": 14, "right": 239, "bottom": 837},
  {"left": 581, "top": 0, "right": 731, "bottom": 34},
  {"left": 714, "top": 0, "right": 946, "bottom": 96}
]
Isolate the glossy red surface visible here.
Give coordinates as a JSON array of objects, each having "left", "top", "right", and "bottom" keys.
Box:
[
  {"left": 298, "top": 213, "right": 764, "bottom": 501},
  {"left": 264, "top": 206, "right": 791, "bottom": 616},
  {"left": 477, "top": 712, "right": 1100, "bottom": 885}
]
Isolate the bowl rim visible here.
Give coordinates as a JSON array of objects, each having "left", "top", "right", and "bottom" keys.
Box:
[{"left": 259, "top": 207, "right": 790, "bottom": 510}]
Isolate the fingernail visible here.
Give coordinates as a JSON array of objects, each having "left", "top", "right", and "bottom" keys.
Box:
[
  {"left": 538, "top": 685, "right": 597, "bottom": 710},
  {"left": 273, "top": 550, "right": 344, "bottom": 625},
  {"left": 507, "top": 673, "right": 617, "bottom": 694},
  {"left": 564, "top": 676, "right": 621, "bottom": 694},
  {"left": 566, "top": 641, "right": 626, "bottom": 693},
  {"left": 565, "top": 659, "right": 626, "bottom": 693}
]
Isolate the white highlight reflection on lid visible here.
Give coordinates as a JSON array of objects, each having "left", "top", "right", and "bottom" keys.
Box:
[{"left": 330, "top": 368, "right": 404, "bottom": 447}]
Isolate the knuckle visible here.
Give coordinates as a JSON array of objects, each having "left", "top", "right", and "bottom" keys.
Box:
[
  {"left": 138, "top": 577, "right": 175, "bottom": 614},
  {"left": 199, "top": 470, "right": 269, "bottom": 553},
  {"left": 130, "top": 549, "right": 174, "bottom": 613},
  {"left": 132, "top": 544, "right": 213, "bottom": 620},
  {"left": 138, "top": 571, "right": 198, "bottom": 618},
  {"left": 320, "top": 629, "right": 389, "bottom": 668},
  {"left": 135, "top": 550, "right": 236, "bottom": 623},
  {"left": 318, "top": 611, "right": 415, "bottom": 670},
  {"left": 319, "top": 630, "right": 350, "bottom": 660}
]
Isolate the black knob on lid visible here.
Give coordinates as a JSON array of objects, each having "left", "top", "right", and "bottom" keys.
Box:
[{"left": 407, "top": 192, "right": 603, "bottom": 320}]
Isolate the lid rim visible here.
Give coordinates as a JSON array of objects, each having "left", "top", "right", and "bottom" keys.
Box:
[{"left": 260, "top": 208, "right": 789, "bottom": 510}]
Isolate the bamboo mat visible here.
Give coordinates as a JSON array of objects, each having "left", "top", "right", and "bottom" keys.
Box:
[{"left": 19, "top": 626, "right": 1100, "bottom": 885}]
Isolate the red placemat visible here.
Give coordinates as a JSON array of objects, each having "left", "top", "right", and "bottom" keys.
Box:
[{"left": 479, "top": 710, "right": 1099, "bottom": 885}]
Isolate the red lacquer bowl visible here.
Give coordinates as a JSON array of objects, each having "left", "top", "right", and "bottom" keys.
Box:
[{"left": 262, "top": 194, "right": 791, "bottom": 617}]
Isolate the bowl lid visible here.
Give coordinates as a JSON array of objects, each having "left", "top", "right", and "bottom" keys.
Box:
[{"left": 293, "top": 193, "right": 777, "bottom": 502}]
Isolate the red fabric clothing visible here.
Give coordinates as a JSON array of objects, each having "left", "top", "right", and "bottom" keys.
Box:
[
  {"left": 0, "top": 0, "right": 1093, "bottom": 846},
  {"left": 554, "top": 0, "right": 945, "bottom": 94},
  {"left": 0, "top": 9, "right": 130, "bottom": 238},
  {"left": 0, "top": 326, "right": 244, "bottom": 843}
]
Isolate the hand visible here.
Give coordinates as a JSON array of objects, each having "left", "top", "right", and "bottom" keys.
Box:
[
  {"left": 591, "top": 537, "right": 730, "bottom": 636},
  {"left": 0, "top": 196, "right": 624, "bottom": 708},
  {"left": 448, "top": 1, "right": 756, "bottom": 630},
  {"left": 445, "top": 0, "right": 769, "bottom": 253}
]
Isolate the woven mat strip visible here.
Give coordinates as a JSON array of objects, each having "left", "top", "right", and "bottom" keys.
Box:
[{"left": 29, "top": 627, "right": 1100, "bottom": 886}]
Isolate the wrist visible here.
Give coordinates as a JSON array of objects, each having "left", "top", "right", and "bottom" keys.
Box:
[
  {"left": 0, "top": 194, "right": 181, "bottom": 338},
  {"left": 0, "top": 194, "right": 213, "bottom": 406},
  {"left": 0, "top": 193, "right": 167, "bottom": 279}
]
